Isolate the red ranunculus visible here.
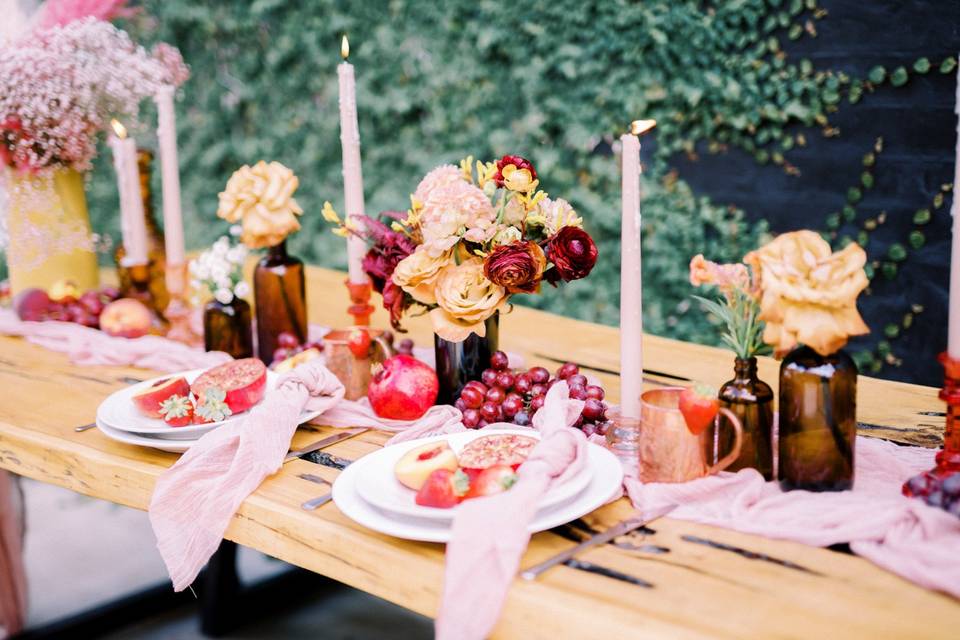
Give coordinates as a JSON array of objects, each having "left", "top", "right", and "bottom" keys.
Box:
[
  {"left": 381, "top": 279, "right": 407, "bottom": 331},
  {"left": 544, "top": 227, "right": 598, "bottom": 284},
  {"left": 483, "top": 241, "right": 547, "bottom": 294},
  {"left": 493, "top": 155, "right": 537, "bottom": 187}
]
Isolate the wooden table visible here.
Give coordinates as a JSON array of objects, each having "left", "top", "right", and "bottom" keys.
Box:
[{"left": 1, "top": 266, "right": 958, "bottom": 638}]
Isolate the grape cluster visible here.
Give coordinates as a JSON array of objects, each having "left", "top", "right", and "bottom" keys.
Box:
[
  {"left": 903, "top": 472, "right": 960, "bottom": 518},
  {"left": 14, "top": 286, "right": 121, "bottom": 328},
  {"left": 454, "top": 351, "right": 610, "bottom": 435},
  {"left": 271, "top": 331, "right": 324, "bottom": 364},
  {"left": 396, "top": 338, "right": 415, "bottom": 356}
]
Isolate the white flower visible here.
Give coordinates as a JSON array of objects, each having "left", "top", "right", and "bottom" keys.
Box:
[
  {"left": 216, "top": 276, "right": 233, "bottom": 290},
  {"left": 234, "top": 281, "right": 251, "bottom": 299},
  {"left": 226, "top": 246, "right": 246, "bottom": 264},
  {"left": 210, "top": 263, "right": 229, "bottom": 283},
  {"left": 214, "top": 287, "right": 234, "bottom": 304},
  {"left": 212, "top": 237, "right": 229, "bottom": 256},
  {"left": 229, "top": 224, "right": 243, "bottom": 237},
  {"left": 191, "top": 261, "right": 210, "bottom": 280},
  {"left": 491, "top": 226, "right": 522, "bottom": 246}
]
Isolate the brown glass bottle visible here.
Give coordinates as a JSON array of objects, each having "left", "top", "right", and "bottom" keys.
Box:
[
  {"left": 718, "top": 357, "right": 774, "bottom": 480},
  {"left": 114, "top": 149, "right": 169, "bottom": 315},
  {"left": 203, "top": 298, "right": 253, "bottom": 359},
  {"left": 778, "top": 345, "right": 857, "bottom": 492},
  {"left": 254, "top": 240, "right": 307, "bottom": 365}
]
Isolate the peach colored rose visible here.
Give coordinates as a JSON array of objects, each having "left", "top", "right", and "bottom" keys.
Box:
[
  {"left": 217, "top": 161, "right": 302, "bottom": 249},
  {"left": 689, "top": 254, "right": 752, "bottom": 301},
  {"left": 744, "top": 230, "right": 869, "bottom": 357},
  {"left": 390, "top": 246, "right": 453, "bottom": 305},
  {"left": 429, "top": 258, "right": 507, "bottom": 342}
]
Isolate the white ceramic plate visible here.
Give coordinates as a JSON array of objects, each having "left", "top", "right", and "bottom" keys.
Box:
[
  {"left": 95, "top": 418, "right": 194, "bottom": 453},
  {"left": 97, "top": 369, "right": 323, "bottom": 440},
  {"left": 332, "top": 438, "right": 622, "bottom": 543},
  {"left": 354, "top": 430, "right": 592, "bottom": 521}
]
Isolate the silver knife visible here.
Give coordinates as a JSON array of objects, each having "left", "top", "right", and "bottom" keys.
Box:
[
  {"left": 520, "top": 504, "right": 676, "bottom": 580},
  {"left": 283, "top": 427, "right": 367, "bottom": 463},
  {"left": 564, "top": 558, "right": 653, "bottom": 588}
]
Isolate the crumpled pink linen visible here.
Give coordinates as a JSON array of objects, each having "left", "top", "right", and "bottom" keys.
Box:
[
  {"left": 620, "top": 436, "right": 960, "bottom": 599},
  {"left": 0, "top": 472, "right": 26, "bottom": 638},
  {"left": 436, "top": 381, "right": 587, "bottom": 640},
  {"left": 0, "top": 309, "right": 231, "bottom": 371}
]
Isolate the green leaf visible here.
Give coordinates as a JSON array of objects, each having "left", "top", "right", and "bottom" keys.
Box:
[
  {"left": 842, "top": 205, "right": 856, "bottom": 221},
  {"left": 862, "top": 152, "right": 875, "bottom": 167},
  {"left": 913, "top": 57, "right": 931, "bottom": 74},
  {"left": 825, "top": 212, "right": 840, "bottom": 229},
  {"left": 868, "top": 65, "right": 886, "bottom": 83},
  {"left": 847, "top": 187, "right": 862, "bottom": 204},
  {"left": 882, "top": 263, "right": 898, "bottom": 279},
  {"left": 887, "top": 243, "right": 907, "bottom": 262},
  {"left": 884, "top": 323, "right": 900, "bottom": 339},
  {"left": 861, "top": 172, "right": 874, "bottom": 189},
  {"left": 890, "top": 66, "right": 908, "bottom": 87},
  {"left": 913, "top": 209, "right": 931, "bottom": 225},
  {"left": 909, "top": 230, "right": 925, "bottom": 249},
  {"left": 941, "top": 57, "right": 958, "bottom": 74}
]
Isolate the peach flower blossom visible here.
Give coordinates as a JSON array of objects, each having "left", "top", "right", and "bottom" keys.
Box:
[
  {"left": 688, "top": 254, "right": 752, "bottom": 301},
  {"left": 419, "top": 180, "right": 495, "bottom": 255},
  {"left": 390, "top": 246, "right": 453, "bottom": 305},
  {"left": 217, "top": 161, "right": 302, "bottom": 249},
  {"left": 429, "top": 258, "right": 507, "bottom": 342},
  {"left": 413, "top": 164, "right": 463, "bottom": 204},
  {"left": 744, "top": 230, "right": 869, "bottom": 357}
]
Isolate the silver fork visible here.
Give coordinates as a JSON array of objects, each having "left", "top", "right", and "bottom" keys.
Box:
[{"left": 298, "top": 473, "right": 333, "bottom": 510}]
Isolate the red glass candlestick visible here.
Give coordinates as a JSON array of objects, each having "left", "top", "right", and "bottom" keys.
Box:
[
  {"left": 902, "top": 353, "right": 960, "bottom": 501},
  {"left": 346, "top": 278, "right": 374, "bottom": 326}
]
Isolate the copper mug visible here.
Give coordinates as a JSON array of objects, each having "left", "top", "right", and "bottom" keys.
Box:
[
  {"left": 636, "top": 387, "right": 743, "bottom": 483},
  {"left": 323, "top": 327, "right": 394, "bottom": 400}
]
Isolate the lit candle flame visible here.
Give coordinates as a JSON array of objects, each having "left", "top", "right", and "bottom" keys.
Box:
[
  {"left": 111, "top": 119, "right": 127, "bottom": 139},
  {"left": 341, "top": 35, "right": 349, "bottom": 60},
  {"left": 629, "top": 119, "right": 657, "bottom": 136}
]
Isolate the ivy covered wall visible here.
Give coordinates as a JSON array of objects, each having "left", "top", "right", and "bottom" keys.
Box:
[{"left": 75, "top": 0, "right": 958, "bottom": 385}]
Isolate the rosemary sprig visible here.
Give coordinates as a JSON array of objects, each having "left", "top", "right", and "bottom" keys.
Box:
[{"left": 693, "top": 289, "right": 769, "bottom": 359}]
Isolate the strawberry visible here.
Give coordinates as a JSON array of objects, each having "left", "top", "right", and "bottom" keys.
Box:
[
  {"left": 159, "top": 394, "right": 195, "bottom": 427},
  {"left": 414, "top": 468, "right": 470, "bottom": 508},
  {"left": 347, "top": 328, "right": 372, "bottom": 358},
  {"left": 464, "top": 464, "right": 518, "bottom": 500},
  {"left": 678, "top": 383, "right": 720, "bottom": 436}
]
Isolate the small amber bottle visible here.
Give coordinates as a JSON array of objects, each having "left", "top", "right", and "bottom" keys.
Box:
[{"left": 254, "top": 240, "right": 307, "bottom": 365}]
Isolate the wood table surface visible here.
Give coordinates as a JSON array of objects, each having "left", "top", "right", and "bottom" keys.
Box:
[{"left": 1, "top": 266, "right": 957, "bottom": 638}]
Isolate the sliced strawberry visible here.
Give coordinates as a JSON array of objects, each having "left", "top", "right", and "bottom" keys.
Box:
[
  {"left": 414, "top": 468, "right": 470, "bottom": 508},
  {"left": 159, "top": 394, "right": 195, "bottom": 427},
  {"left": 679, "top": 383, "right": 720, "bottom": 436},
  {"left": 464, "top": 464, "right": 518, "bottom": 500}
]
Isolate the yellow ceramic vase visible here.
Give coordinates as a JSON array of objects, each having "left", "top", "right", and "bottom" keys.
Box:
[{"left": 5, "top": 168, "right": 99, "bottom": 295}]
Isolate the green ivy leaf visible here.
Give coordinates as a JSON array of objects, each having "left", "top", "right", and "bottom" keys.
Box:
[
  {"left": 934, "top": 192, "right": 945, "bottom": 209},
  {"left": 913, "top": 209, "right": 931, "bottom": 225},
  {"left": 941, "top": 57, "right": 958, "bottom": 74},
  {"left": 887, "top": 243, "right": 907, "bottom": 262},
  {"left": 861, "top": 172, "right": 874, "bottom": 189},
  {"left": 826, "top": 212, "right": 840, "bottom": 229},
  {"left": 862, "top": 152, "right": 875, "bottom": 167},
  {"left": 882, "top": 263, "right": 898, "bottom": 279},
  {"left": 842, "top": 205, "right": 856, "bottom": 221},
  {"left": 868, "top": 65, "right": 886, "bottom": 83},
  {"left": 884, "top": 323, "right": 900, "bottom": 339},
  {"left": 913, "top": 57, "right": 931, "bottom": 74},
  {"left": 889, "top": 66, "right": 909, "bottom": 87},
  {"left": 909, "top": 230, "right": 925, "bottom": 249},
  {"left": 788, "top": 24, "right": 802, "bottom": 40},
  {"left": 847, "top": 187, "right": 862, "bottom": 203}
]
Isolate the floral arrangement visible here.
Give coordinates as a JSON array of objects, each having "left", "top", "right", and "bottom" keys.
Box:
[
  {"left": 692, "top": 230, "right": 870, "bottom": 358},
  {"left": 0, "top": 17, "right": 187, "bottom": 173},
  {"left": 216, "top": 161, "right": 303, "bottom": 249},
  {"left": 189, "top": 235, "right": 250, "bottom": 306},
  {"left": 325, "top": 155, "right": 598, "bottom": 341}
]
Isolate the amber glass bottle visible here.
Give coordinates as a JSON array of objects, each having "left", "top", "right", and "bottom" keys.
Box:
[
  {"left": 254, "top": 240, "right": 306, "bottom": 365},
  {"left": 718, "top": 357, "right": 774, "bottom": 480},
  {"left": 778, "top": 346, "right": 857, "bottom": 492},
  {"left": 203, "top": 298, "right": 253, "bottom": 359}
]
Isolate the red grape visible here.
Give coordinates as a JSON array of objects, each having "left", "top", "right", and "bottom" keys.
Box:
[
  {"left": 398, "top": 338, "right": 415, "bottom": 354},
  {"left": 273, "top": 348, "right": 290, "bottom": 362},
  {"left": 582, "top": 398, "right": 605, "bottom": 421},
  {"left": 490, "top": 350, "right": 510, "bottom": 371},
  {"left": 481, "top": 368, "right": 499, "bottom": 387},
  {"left": 460, "top": 386, "right": 484, "bottom": 409},
  {"left": 78, "top": 291, "right": 104, "bottom": 316},
  {"left": 485, "top": 387, "right": 506, "bottom": 405},
  {"left": 464, "top": 380, "right": 488, "bottom": 395},
  {"left": 582, "top": 422, "right": 597, "bottom": 437},
  {"left": 595, "top": 421, "right": 611, "bottom": 436},
  {"left": 514, "top": 373, "right": 533, "bottom": 395},
  {"left": 585, "top": 385, "right": 605, "bottom": 401},
  {"left": 569, "top": 385, "right": 588, "bottom": 401},
  {"left": 480, "top": 402, "right": 502, "bottom": 422},
  {"left": 277, "top": 331, "right": 299, "bottom": 349},
  {"left": 502, "top": 393, "right": 523, "bottom": 417},
  {"left": 477, "top": 419, "right": 489, "bottom": 429},
  {"left": 462, "top": 408, "right": 480, "bottom": 428},
  {"left": 496, "top": 372, "right": 515, "bottom": 390},
  {"left": 529, "top": 383, "right": 546, "bottom": 398},
  {"left": 529, "top": 366, "right": 550, "bottom": 384},
  {"left": 530, "top": 395, "right": 545, "bottom": 411},
  {"left": 557, "top": 362, "right": 579, "bottom": 380},
  {"left": 514, "top": 411, "right": 531, "bottom": 426},
  {"left": 454, "top": 398, "right": 467, "bottom": 412},
  {"left": 567, "top": 374, "right": 588, "bottom": 388}
]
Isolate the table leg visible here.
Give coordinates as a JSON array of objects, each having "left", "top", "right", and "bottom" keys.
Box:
[{"left": 198, "top": 540, "right": 240, "bottom": 636}]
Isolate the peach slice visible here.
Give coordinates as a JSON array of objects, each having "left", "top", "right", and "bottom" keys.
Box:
[
  {"left": 132, "top": 376, "right": 191, "bottom": 419},
  {"left": 394, "top": 441, "right": 459, "bottom": 491}
]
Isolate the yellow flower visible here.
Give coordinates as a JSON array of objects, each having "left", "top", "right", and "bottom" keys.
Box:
[
  {"left": 429, "top": 258, "right": 507, "bottom": 342},
  {"left": 533, "top": 196, "right": 581, "bottom": 234},
  {"left": 744, "top": 230, "right": 870, "bottom": 357},
  {"left": 217, "top": 161, "right": 303, "bottom": 249},
  {"left": 460, "top": 155, "right": 475, "bottom": 183},
  {"left": 500, "top": 164, "right": 539, "bottom": 193},
  {"left": 391, "top": 246, "right": 454, "bottom": 305},
  {"left": 475, "top": 160, "right": 498, "bottom": 190},
  {"left": 321, "top": 201, "right": 340, "bottom": 224}
]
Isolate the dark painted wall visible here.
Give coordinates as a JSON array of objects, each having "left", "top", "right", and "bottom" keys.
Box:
[{"left": 675, "top": 0, "right": 960, "bottom": 387}]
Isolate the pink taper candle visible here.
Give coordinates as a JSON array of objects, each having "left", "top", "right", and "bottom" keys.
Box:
[
  {"left": 337, "top": 36, "right": 368, "bottom": 284},
  {"left": 948, "top": 56, "right": 960, "bottom": 359},
  {"left": 108, "top": 120, "right": 148, "bottom": 266},
  {"left": 155, "top": 85, "right": 185, "bottom": 275},
  {"left": 619, "top": 120, "right": 656, "bottom": 417}
]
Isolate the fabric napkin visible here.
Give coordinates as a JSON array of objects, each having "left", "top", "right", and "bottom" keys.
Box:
[
  {"left": 435, "top": 382, "right": 587, "bottom": 640},
  {"left": 0, "top": 309, "right": 231, "bottom": 371},
  {"left": 619, "top": 435, "right": 960, "bottom": 599},
  {"left": 0, "top": 472, "right": 26, "bottom": 638}
]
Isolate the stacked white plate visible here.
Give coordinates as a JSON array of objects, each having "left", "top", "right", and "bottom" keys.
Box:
[
  {"left": 332, "top": 429, "right": 624, "bottom": 542},
  {"left": 95, "top": 369, "right": 325, "bottom": 453}
]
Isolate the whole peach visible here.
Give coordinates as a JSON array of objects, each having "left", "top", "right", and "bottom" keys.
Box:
[{"left": 99, "top": 298, "right": 152, "bottom": 338}]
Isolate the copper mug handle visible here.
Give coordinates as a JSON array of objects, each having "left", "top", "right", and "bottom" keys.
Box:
[
  {"left": 706, "top": 407, "right": 743, "bottom": 475},
  {"left": 370, "top": 334, "right": 395, "bottom": 362}
]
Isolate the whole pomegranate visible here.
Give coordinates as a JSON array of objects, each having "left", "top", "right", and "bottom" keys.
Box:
[{"left": 368, "top": 355, "right": 439, "bottom": 420}]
